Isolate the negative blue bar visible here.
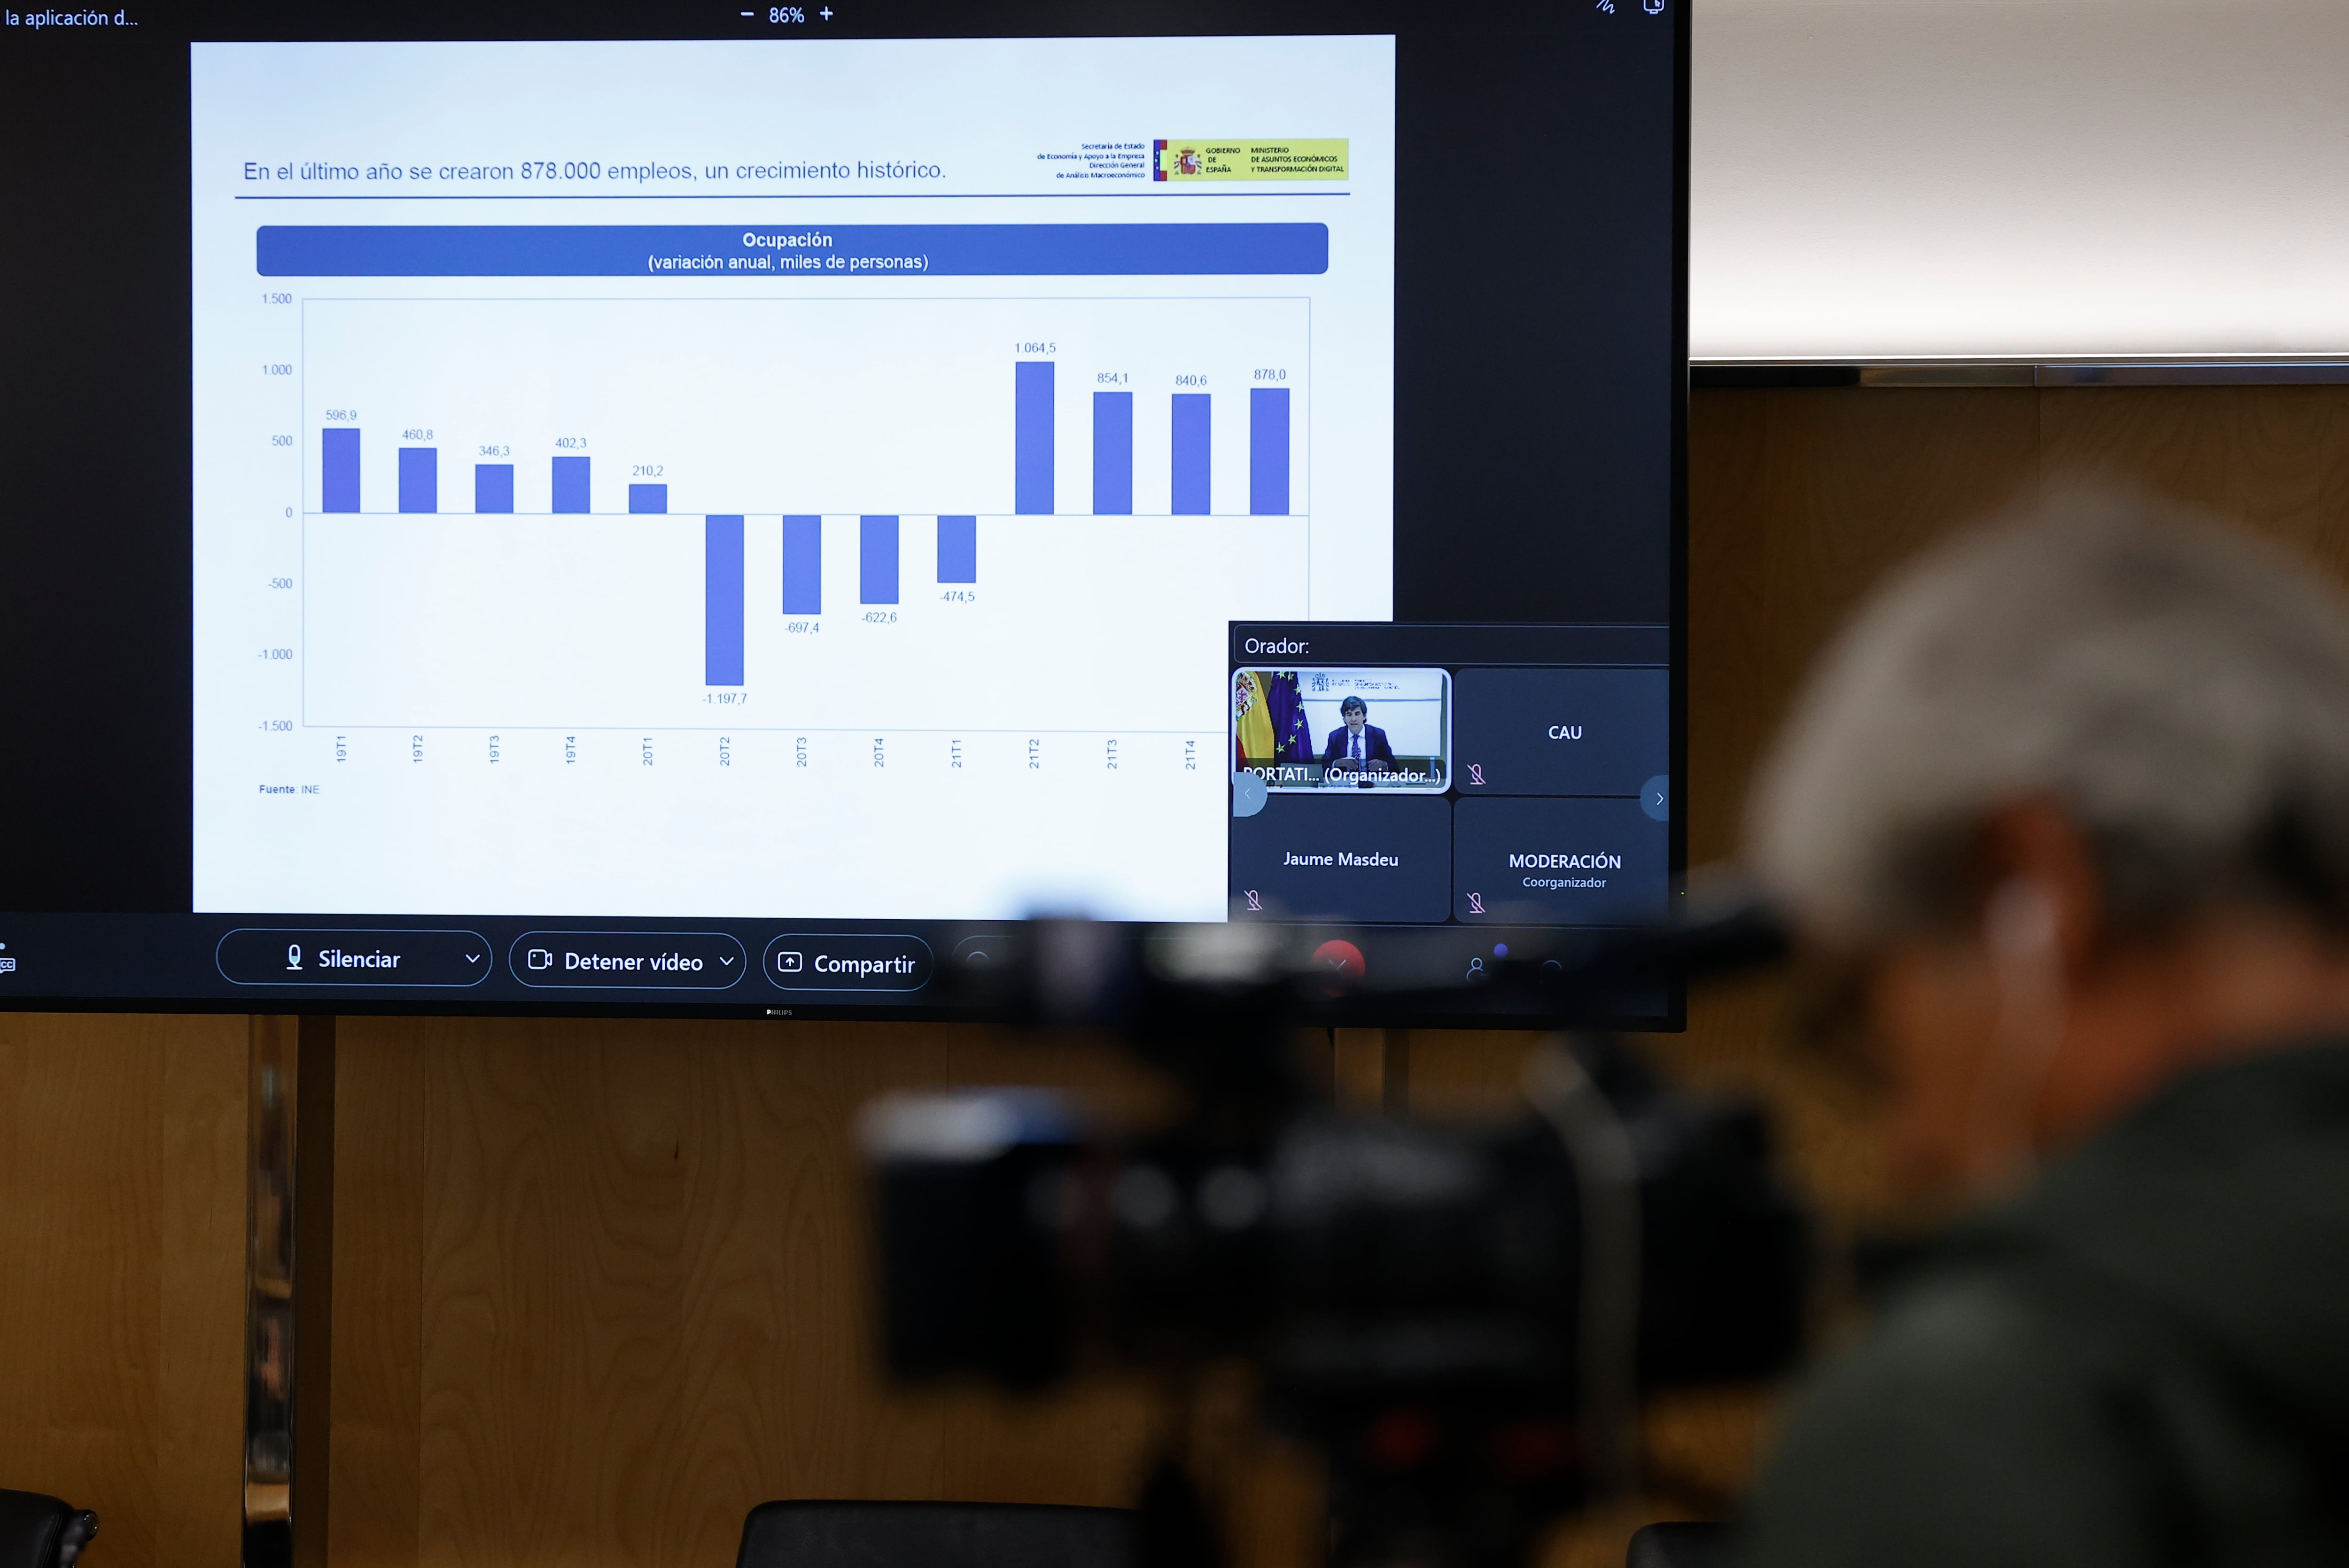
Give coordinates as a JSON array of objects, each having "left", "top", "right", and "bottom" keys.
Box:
[
  {"left": 552, "top": 455, "right": 589, "bottom": 513},
  {"left": 322, "top": 428, "right": 359, "bottom": 512},
  {"left": 860, "top": 516, "right": 899, "bottom": 605},
  {"left": 1093, "top": 392, "right": 1133, "bottom": 515},
  {"left": 783, "top": 515, "right": 822, "bottom": 614},
  {"left": 1016, "top": 361, "right": 1053, "bottom": 514},
  {"left": 706, "top": 515, "right": 745, "bottom": 686},
  {"left": 475, "top": 464, "right": 514, "bottom": 513},
  {"left": 1250, "top": 388, "right": 1291, "bottom": 516},
  {"left": 398, "top": 447, "right": 437, "bottom": 513},
  {"left": 629, "top": 483, "right": 667, "bottom": 514},
  {"left": 258, "top": 224, "right": 1331, "bottom": 278},
  {"left": 1171, "top": 393, "right": 1211, "bottom": 515},
  {"left": 937, "top": 515, "right": 977, "bottom": 583}
]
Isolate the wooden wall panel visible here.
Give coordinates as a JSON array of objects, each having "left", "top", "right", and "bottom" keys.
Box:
[
  {"left": 1671, "top": 385, "right": 2053, "bottom": 1226},
  {"left": 329, "top": 1016, "right": 1176, "bottom": 1568},
  {"left": 330, "top": 1018, "right": 427, "bottom": 1567},
  {"left": 2038, "top": 385, "right": 2349, "bottom": 577},
  {"left": 1684, "top": 388, "right": 2043, "bottom": 866},
  {"left": 158, "top": 1022, "right": 259, "bottom": 1566},
  {"left": 0, "top": 1011, "right": 246, "bottom": 1567},
  {"left": 1679, "top": 386, "right": 2349, "bottom": 881}
]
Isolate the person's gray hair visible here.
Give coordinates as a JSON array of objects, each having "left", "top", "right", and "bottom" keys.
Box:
[{"left": 1746, "top": 490, "right": 2349, "bottom": 946}]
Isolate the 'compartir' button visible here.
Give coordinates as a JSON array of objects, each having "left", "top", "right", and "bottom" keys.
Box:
[
  {"left": 765, "top": 933, "right": 934, "bottom": 993},
  {"left": 507, "top": 931, "right": 747, "bottom": 988}
]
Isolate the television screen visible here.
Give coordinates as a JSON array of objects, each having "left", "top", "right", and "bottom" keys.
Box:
[{"left": 0, "top": 0, "right": 1686, "bottom": 1023}]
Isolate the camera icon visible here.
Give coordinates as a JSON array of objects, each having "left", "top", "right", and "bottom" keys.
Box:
[{"left": 526, "top": 947, "right": 554, "bottom": 971}]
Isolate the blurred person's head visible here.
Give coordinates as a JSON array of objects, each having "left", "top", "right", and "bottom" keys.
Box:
[
  {"left": 1341, "top": 695, "right": 1369, "bottom": 733},
  {"left": 1747, "top": 491, "right": 2349, "bottom": 1206}
]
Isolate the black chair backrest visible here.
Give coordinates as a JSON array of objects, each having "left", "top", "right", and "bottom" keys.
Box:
[
  {"left": 739, "top": 1501, "right": 1133, "bottom": 1568},
  {"left": 1626, "top": 1521, "right": 1731, "bottom": 1568},
  {"left": 0, "top": 1490, "right": 97, "bottom": 1568}
]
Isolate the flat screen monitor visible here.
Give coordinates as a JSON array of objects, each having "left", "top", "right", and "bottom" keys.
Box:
[{"left": 0, "top": 0, "right": 1688, "bottom": 1024}]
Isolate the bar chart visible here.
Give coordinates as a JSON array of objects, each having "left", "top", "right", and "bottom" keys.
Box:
[{"left": 296, "top": 295, "right": 1315, "bottom": 734}]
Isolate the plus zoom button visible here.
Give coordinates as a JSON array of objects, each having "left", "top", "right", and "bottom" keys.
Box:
[{"left": 764, "top": 934, "right": 933, "bottom": 992}]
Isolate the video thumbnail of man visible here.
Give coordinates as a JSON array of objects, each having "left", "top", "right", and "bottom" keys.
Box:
[{"left": 1232, "top": 667, "right": 1451, "bottom": 792}]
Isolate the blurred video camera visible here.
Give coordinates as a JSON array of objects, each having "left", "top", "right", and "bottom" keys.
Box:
[{"left": 862, "top": 915, "right": 1808, "bottom": 1568}]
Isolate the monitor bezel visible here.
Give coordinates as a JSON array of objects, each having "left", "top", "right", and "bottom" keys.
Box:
[{"left": 0, "top": 0, "right": 1691, "bottom": 1030}]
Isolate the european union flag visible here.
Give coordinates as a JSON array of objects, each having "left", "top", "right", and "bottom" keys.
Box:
[{"left": 1264, "top": 671, "right": 1311, "bottom": 761}]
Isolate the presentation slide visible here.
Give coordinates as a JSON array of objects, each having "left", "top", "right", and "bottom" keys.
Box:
[{"left": 189, "top": 37, "right": 1395, "bottom": 921}]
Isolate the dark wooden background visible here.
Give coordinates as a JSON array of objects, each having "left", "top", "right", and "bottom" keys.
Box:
[{"left": 9, "top": 384, "right": 2349, "bottom": 1565}]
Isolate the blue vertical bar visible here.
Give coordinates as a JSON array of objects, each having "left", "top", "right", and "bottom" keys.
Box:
[
  {"left": 398, "top": 447, "right": 437, "bottom": 513},
  {"left": 1015, "top": 360, "right": 1053, "bottom": 514},
  {"left": 782, "top": 515, "right": 822, "bottom": 613},
  {"left": 322, "top": 428, "right": 359, "bottom": 512},
  {"left": 937, "top": 515, "right": 977, "bottom": 583},
  {"left": 706, "top": 514, "right": 745, "bottom": 686},
  {"left": 552, "top": 455, "right": 590, "bottom": 513},
  {"left": 1171, "top": 393, "right": 1211, "bottom": 515},
  {"left": 860, "top": 515, "right": 900, "bottom": 604},
  {"left": 629, "top": 483, "right": 668, "bottom": 513},
  {"left": 1092, "top": 392, "right": 1133, "bottom": 515},
  {"left": 474, "top": 464, "right": 514, "bottom": 513},
  {"left": 1250, "top": 388, "right": 1291, "bottom": 515}
]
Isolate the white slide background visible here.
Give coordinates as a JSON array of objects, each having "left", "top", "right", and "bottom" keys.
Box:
[{"left": 188, "top": 36, "right": 1394, "bottom": 918}]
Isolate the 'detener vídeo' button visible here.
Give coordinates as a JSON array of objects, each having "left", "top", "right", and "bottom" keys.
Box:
[{"left": 507, "top": 931, "right": 746, "bottom": 988}]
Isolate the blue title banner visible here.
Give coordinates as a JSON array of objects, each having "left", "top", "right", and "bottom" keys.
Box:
[{"left": 256, "top": 223, "right": 1329, "bottom": 277}]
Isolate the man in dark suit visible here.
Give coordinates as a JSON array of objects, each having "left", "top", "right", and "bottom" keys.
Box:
[{"left": 1321, "top": 695, "right": 1394, "bottom": 771}]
